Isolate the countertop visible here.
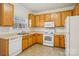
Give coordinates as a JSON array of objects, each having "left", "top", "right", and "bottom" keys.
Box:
[
  {"left": 0, "top": 33, "right": 22, "bottom": 39},
  {"left": 0, "top": 31, "right": 65, "bottom": 39}
]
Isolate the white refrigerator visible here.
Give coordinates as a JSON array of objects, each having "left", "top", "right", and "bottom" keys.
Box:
[{"left": 65, "top": 16, "right": 79, "bottom": 56}]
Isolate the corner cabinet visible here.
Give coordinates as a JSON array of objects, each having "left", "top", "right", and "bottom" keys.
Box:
[
  {"left": 0, "top": 3, "right": 14, "bottom": 26},
  {"left": 36, "top": 34, "right": 43, "bottom": 44}
]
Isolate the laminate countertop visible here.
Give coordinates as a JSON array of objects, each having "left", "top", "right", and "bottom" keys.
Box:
[
  {"left": 0, "top": 32, "right": 43, "bottom": 39},
  {"left": 0, "top": 34, "right": 22, "bottom": 39}
]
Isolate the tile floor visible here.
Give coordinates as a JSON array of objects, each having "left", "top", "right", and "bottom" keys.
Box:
[{"left": 18, "top": 44, "right": 65, "bottom": 56}]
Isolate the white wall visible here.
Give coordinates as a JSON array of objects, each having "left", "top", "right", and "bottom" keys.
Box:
[{"left": 14, "top": 4, "right": 30, "bottom": 26}]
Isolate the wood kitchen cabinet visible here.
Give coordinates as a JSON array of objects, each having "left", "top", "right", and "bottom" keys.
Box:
[
  {"left": 36, "top": 15, "right": 40, "bottom": 27},
  {"left": 39, "top": 14, "right": 45, "bottom": 27},
  {"left": 36, "top": 34, "right": 43, "bottom": 44},
  {"left": 0, "top": 3, "right": 14, "bottom": 26},
  {"left": 61, "top": 10, "right": 72, "bottom": 26},
  {"left": 76, "top": 4, "right": 79, "bottom": 15},
  {"left": 73, "top": 3, "right": 79, "bottom": 16},
  {"left": 31, "top": 34, "right": 36, "bottom": 44},
  {"left": 60, "top": 35, "right": 65, "bottom": 48},
  {"left": 22, "top": 35, "right": 28, "bottom": 50},
  {"left": 28, "top": 35, "right": 33, "bottom": 46},
  {"left": 45, "top": 14, "right": 51, "bottom": 21},
  {"left": 0, "top": 39, "right": 9, "bottom": 56},
  {"left": 54, "top": 35, "right": 60, "bottom": 47},
  {"left": 51, "top": 12, "right": 62, "bottom": 27},
  {"left": 28, "top": 14, "right": 36, "bottom": 27},
  {"left": 54, "top": 35, "right": 65, "bottom": 48}
]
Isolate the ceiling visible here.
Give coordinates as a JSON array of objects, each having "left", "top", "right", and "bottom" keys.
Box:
[{"left": 21, "top": 3, "right": 75, "bottom": 13}]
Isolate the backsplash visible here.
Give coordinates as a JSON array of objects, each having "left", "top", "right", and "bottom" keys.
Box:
[
  {"left": 55, "top": 27, "right": 65, "bottom": 33},
  {"left": 0, "top": 27, "right": 12, "bottom": 32}
]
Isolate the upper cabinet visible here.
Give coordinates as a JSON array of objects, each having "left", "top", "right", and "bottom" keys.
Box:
[
  {"left": 51, "top": 12, "right": 61, "bottom": 27},
  {"left": 61, "top": 10, "right": 72, "bottom": 26},
  {"left": 73, "top": 3, "right": 79, "bottom": 16},
  {"left": 0, "top": 3, "right": 14, "bottom": 26},
  {"left": 35, "top": 15, "right": 40, "bottom": 27},
  {"left": 36, "top": 14, "right": 45, "bottom": 27},
  {"left": 45, "top": 14, "right": 51, "bottom": 21},
  {"left": 28, "top": 14, "right": 36, "bottom": 27},
  {"left": 39, "top": 14, "right": 45, "bottom": 27},
  {"left": 76, "top": 4, "right": 79, "bottom": 15}
]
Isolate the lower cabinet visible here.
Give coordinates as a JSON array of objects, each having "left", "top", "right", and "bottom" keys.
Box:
[
  {"left": 32, "top": 34, "right": 36, "bottom": 44},
  {"left": 22, "top": 34, "right": 36, "bottom": 51},
  {"left": 36, "top": 34, "right": 43, "bottom": 44},
  {"left": 60, "top": 35, "right": 65, "bottom": 48},
  {"left": 22, "top": 35, "right": 28, "bottom": 50},
  {"left": 54, "top": 35, "right": 60, "bottom": 47},
  {"left": 28, "top": 35, "right": 33, "bottom": 46},
  {"left": 54, "top": 35, "right": 65, "bottom": 48}
]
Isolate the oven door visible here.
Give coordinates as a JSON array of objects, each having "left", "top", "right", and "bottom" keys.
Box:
[{"left": 43, "top": 35, "right": 54, "bottom": 47}]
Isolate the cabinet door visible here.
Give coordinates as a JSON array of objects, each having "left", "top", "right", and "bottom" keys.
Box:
[
  {"left": 3, "top": 4, "right": 14, "bottom": 26},
  {"left": 54, "top": 35, "right": 60, "bottom": 47},
  {"left": 36, "top": 34, "right": 43, "bottom": 44},
  {"left": 36, "top": 15, "right": 40, "bottom": 27},
  {"left": 61, "top": 10, "right": 72, "bottom": 26},
  {"left": 60, "top": 35, "right": 65, "bottom": 48},
  {"left": 76, "top": 4, "right": 79, "bottom": 15},
  {"left": 32, "top": 34, "right": 36, "bottom": 44},
  {"left": 0, "top": 39, "right": 9, "bottom": 56},
  {"left": 22, "top": 36, "right": 28, "bottom": 50},
  {"left": 39, "top": 15, "right": 45, "bottom": 27},
  {"left": 28, "top": 35, "right": 33, "bottom": 46},
  {"left": 45, "top": 14, "right": 51, "bottom": 21},
  {"left": 51, "top": 13, "right": 61, "bottom": 27},
  {"left": 29, "top": 14, "right": 36, "bottom": 27},
  {"left": 73, "top": 8, "right": 76, "bottom": 16}
]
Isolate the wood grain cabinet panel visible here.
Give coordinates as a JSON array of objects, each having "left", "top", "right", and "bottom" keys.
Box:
[
  {"left": 35, "top": 15, "right": 40, "bottom": 27},
  {"left": 73, "top": 8, "right": 76, "bottom": 16},
  {"left": 28, "top": 35, "right": 33, "bottom": 46},
  {"left": 60, "top": 35, "right": 65, "bottom": 48},
  {"left": 45, "top": 14, "right": 51, "bottom": 21},
  {"left": 51, "top": 12, "right": 61, "bottom": 27},
  {"left": 54, "top": 35, "right": 60, "bottom": 47},
  {"left": 31, "top": 34, "right": 36, "bottom": 44},
  {"left": 28, "top": 14, "right": 36, "bottom": 27},
  {"left": 76, "top": 3, "right": 79, "bottom": 15},
  {"left": 54, "top": 35, "right": 65, "bottom": 48},
  {"left": 36, "top": 34, "right": 43, "bottom": 44},
  {"left": 0, "top": 3, "right": 14, "bottom": 26},
  {"left": 22, "top": 35, "right": 28, "bottom": 50},
  {"left": 61, "top": 10, "right": 72, "bottom": 26},
  {"left": 0, "top": 39, "right": 9, "bottom": 56},
  {"left": 39, "top": 14, "right": 45, "bottom": 27}
]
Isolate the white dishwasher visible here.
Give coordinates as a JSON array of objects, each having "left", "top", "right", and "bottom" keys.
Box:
[{"left": 9, "top": 36, "right": 22, "bottom": 56}]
